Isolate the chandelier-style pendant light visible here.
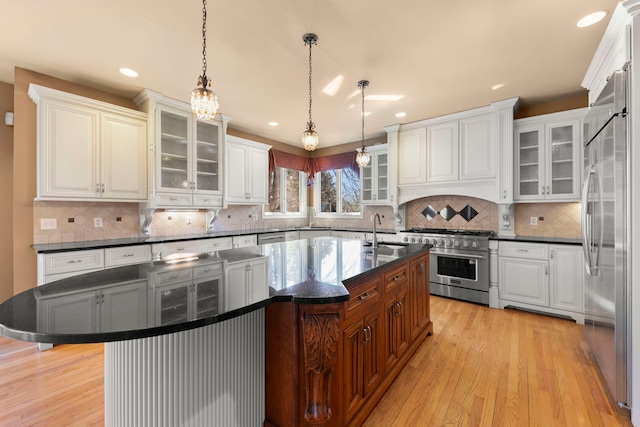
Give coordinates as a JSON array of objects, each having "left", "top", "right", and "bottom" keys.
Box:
[
  {"left": 302, "top": 33, "right": 319, "bottom": 151},
  {"left": 191, "top": 0, "right": 219, "bottom": 121},
  {"left": 356, "top": 80, "right": 371, "bottom": 168}
]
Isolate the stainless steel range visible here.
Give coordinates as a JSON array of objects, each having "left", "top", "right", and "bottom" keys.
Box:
[{"left": 399, "top": 228, "right": 492, "bottom": 305}]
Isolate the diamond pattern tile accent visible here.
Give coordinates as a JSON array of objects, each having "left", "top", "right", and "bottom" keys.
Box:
[
  {"left": 421, "top": 205, "right": 438, "bottom": 220},
  {"left": 440, "top": 205, "right": 457, "bottom": 221},
  {"left": 459, "top": 204, "right": 478, "bottom": 222}
]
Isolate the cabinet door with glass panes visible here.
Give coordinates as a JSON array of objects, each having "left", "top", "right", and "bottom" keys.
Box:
[
  {"left": 515, "top": 114, "right": 582, "bottom": 201},
  {"left": 360, "top": 144, "right": 388, "bottom": 204},
  {"left": 156, "top": 106, "right": 222, "bottom": 196},
  {"left": 544, "top": 119, "right": 580, "bottom": 200}
]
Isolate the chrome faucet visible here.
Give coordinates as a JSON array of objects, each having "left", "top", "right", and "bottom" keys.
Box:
[{"left": 372, "top": 213, "right": 382, "bottom": 248}]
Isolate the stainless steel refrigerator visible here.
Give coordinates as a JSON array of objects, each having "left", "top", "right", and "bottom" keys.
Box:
[{"left": 582, "top": 68, "right": 630, "bottom": 408}]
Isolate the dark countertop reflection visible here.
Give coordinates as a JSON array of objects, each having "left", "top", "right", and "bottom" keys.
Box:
[{"left": 1, "top": 238, "right": 429, "bottom": 344}]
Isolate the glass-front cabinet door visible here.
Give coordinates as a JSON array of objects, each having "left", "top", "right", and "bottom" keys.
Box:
[
  {"left": 546, "top": 121, "right": 579, "bottom": 199},
  {"left": 515, "top": 126, "right": 543, "bottom": 199},
  {"left": 194, "top": 120, "right": 220, "bottom": 192},
  {"left": 360, "top": 145, "right": 389, "bottom": 204},
  {"left": 159, "top": 110, "right": 190, "bottom": 190},
  {"left": 376, "top": 152, "right": 388, "bottom": 201}
]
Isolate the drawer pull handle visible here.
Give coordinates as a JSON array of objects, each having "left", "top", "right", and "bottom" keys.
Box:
[
  {"left": 359, "top": 292, "right": 370, "bottom": 301},
  {"left": 170, "top": 198, "right": 181, "bottom": 202},
  {"left": 393, "top": 274, "right": 404, "bottom": 281},
  {"left": 67, "top": 260, "right": 82, "bottom": 264},
  {"left": 122, "top": 253, "right": 135, "bottom": 257},
  {"left": 516, "top": 249, "right": 529, "bottom": 253}
]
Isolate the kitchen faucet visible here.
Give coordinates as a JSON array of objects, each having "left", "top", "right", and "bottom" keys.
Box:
[{"left": 372, "top": 213, "right": 382, "bottom": 249}]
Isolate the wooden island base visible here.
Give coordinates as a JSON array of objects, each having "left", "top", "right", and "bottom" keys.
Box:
[{"left": 265, "top": 251, "right": 433, "bottom": 427}]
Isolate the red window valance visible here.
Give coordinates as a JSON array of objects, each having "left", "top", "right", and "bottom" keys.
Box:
[{"left": 268, "top": 149, "right": 359, "bottom": 185}]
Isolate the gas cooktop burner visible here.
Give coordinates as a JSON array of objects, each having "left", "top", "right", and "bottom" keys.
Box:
[{"left": 404, "top": 228, "right": 494, "bottom": 237}]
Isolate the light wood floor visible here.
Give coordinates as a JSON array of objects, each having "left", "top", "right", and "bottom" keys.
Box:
[
  {"left": 364, "top": 296, "right": 632, "bottom": 427},
  {"left": 0, "top": 296, "right": 632, "bottom": 426}
]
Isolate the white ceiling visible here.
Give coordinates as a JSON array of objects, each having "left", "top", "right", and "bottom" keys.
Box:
[{"left": 0, "top": 0, "right": 620, "bottom": 148}]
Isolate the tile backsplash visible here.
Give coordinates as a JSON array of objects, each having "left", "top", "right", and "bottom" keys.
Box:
[
  {"left": 33, "top": 201, "right": 307, "bottom": 244},
  {"left": 33, "top": 199, "right": 583, "bottom": 244},
  {"left": 514, "top": 202, "right": 581, "bottom": 238},
  {"left": 406, "top": 195, "right": 499, "bottom": 232}
]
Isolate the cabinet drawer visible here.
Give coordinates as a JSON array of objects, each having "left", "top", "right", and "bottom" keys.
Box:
[
  {"left": 156, "top": 193, "right": 192, "bottom": 207},
  {"left": 207, "top": 237, "right": 233, "bottom": 251},
  {"left": 105, "top": 245, "right": 152, "bottom": 267},
  {"left": 193, "top": 262, "right": 223, "bottom": 279},
  {"left": 156, "top": 269, "right": 193, "bottom": 285},
  {"left": 384, "top": 264, "right": 409, "bottom": 292},
  {"left": 233, "top": 234, "right": 257, "bottom": 248},
  {"left": 346, "top": 278, "right": 381, "bottom": 316},
  {"left": 44, "top": 249, "right": 105, "bottom": 275},
  {"left": 193, "top": 194, "right": 223, "bottom": 207},
  {"left": 160, "top": 237, "right": 233, "bottom": 258},
  {"left": 499, "top": 242, "right": 548, "bottom": 260}
]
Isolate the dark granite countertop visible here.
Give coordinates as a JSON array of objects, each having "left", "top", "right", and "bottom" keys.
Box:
[
  {"left": 32, "top": 226, "right": 400, "bottom": 254},
  {"left": 3, "top": 238, "right": 429, "bottom": 344},
  {"left": 492, "top": 235, "right": 582, "bottom": 245}
]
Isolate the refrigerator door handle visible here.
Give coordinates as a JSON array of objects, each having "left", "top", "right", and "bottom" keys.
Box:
[{"left": 581, "top": 165, "right": 596, "bottom": 275}]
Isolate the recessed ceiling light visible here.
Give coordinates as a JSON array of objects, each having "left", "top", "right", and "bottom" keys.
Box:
[
  {"left": 395, "top": 112, "right": 407, "bottom": 118},
  {"left": 268, "top": 121, "right": 278, "bottom": 126},
  {"left": 491, "top": 83, "right": 505, "bottom": 90},
  {"left": 577, "top": 11, "right": 607, "bottom": 28},
  {"left": 365, "top": 94, "right": 405, "bottom": 101},
  {"left": 119, "top": 68, "right": 138, "bottom": 77}
]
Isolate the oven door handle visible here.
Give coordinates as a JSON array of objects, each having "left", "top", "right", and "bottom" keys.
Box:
[{"left": 430, "top": 251, "right": 487, "bottom": 260}]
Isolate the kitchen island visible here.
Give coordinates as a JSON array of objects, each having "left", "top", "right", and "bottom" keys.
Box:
[{"left": 0, "top": 237, "right": 432, "bottom": 426}]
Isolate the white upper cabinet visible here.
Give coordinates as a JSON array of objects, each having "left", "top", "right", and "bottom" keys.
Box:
[
  {"left": 459, "top": 113, "right": 496, "bottom": 181},
  {"left": 134, "top": 89, "right": 231, "bottom": 209},
  {"left": 29, "top": 84, "right": 147, "bottom": 201},
  {"left": 360, "top": 144, "right": 389, "bottom": 204},
  {"left": 225, "top": 135, "right": 271, "bottom": 204},
  {"left": 397, "top": 127, "right": 427, "bottom": 185},
  {"left": 514, "top": 108, "right": 586, "bottom": 202},
  {"left": 426, "top": 120, "right": 459, "bottom": 183},
  {"left": 395, "top": 98, "right": 517, "bottom": 204}
]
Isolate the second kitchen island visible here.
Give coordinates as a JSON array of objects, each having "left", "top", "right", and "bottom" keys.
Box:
[{"left": 0, "top": 237, "right": 432, "bottom": 426}]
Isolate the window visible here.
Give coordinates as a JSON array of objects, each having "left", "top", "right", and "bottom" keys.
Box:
[
  {"left": 314, "top": 168, "right": 361, "bottom": 216},
  {"left": 264, "top": 167, "right": 306, "bottom": 217}
]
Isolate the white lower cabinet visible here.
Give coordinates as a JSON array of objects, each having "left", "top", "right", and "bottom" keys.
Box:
[{"left": 498, "top": 241, "right": 583, "bottom": 324}]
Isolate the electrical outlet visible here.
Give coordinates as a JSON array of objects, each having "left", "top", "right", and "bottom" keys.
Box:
[
  {"left": 530, "top": 216, "right": 538, "bottom": 226},
  {"left": 252, "top": 214, "right": 258, "bottom": 222},
  {"left": 41, "top": 218, "right": 57, "bottom": 230},
  {"left": 187, "top": 216, "right": 192, "bottom": 225},
  {"left": 94, "top": 218, "right": 103, "bottom": 228}
]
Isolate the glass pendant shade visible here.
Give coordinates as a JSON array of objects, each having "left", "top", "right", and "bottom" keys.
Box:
[
  {"left": 356, "top": 79, "right": 371, "bottom": 167},
  {"left": 302, "top": 33, "right": 319, "bottom": 151},
  {"left": 302, "top": 122, "right": 319, "bottom": 151},
  {"left": 191, "top": 78, "right": 219, "bottom": 121},
  {"left": 356, "top": 148, "right": 370, "bottom": 168},
  {"left": 191, "top": 0, "right": 219, "bottom": 121}
]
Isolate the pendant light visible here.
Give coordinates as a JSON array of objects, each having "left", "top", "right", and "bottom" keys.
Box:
[
  {"left": 191, "top": 0, "right": 219, "bottom": 121},
  {"left": 355, "top": 80, "right": 371, "bottom": 168},
  {"left": 302, "top": 33, "right": 319, "bottom": 151}
]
